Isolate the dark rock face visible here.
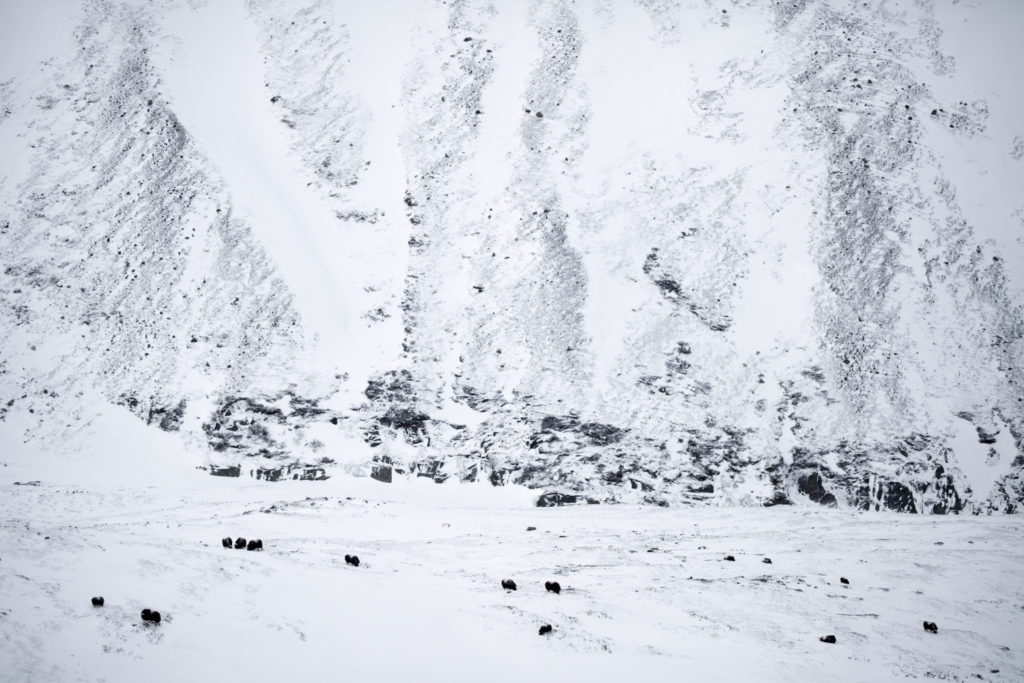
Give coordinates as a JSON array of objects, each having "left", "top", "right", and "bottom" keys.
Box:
[
  {"left": 798, "top": 472, "right": 838, "bottom": 507},
  {"left": 250, "top": 463, "right": 328, "bottom": 482},
  {"left": 379, "top": 407, "right": 430, "bottom": 437},
  {"left": 882, "top": 482, "right": 917, "bottom": 513},
  {"left": 255, "top": 467, "right": 282, "bottom": 482},
  {"left": 538, "top": 624, "right": 553, "bottom": 636},
  {"left": 201, "top": 394, "right": 334, "bottom": 471},
  {"left": 544, "top": 581, "right": 561, "bottom": 594},
  {"left": 578, "top": 422, "right": 625, "bottom": 445},
  {"left": 371, "top": 463, "right": 393, "bottom": 483},
  {"left": 536, "top": 491, "right": 579, "bottom": 507},
  {"left": 141, "top": 609, "right": 161, "bottom": 624},
  {"left": 345, "top": 554, "right": 360, "bottom": 567},
  {"left": 294, "top": 466, "right": 327, "bottom": 481},
  {"left": 534, "top": 415, "right": 625, "bottom": 446},
  {"left": 91, "top": 596, "right": 104, "bottom": 607},
  {"left": 501, "top": 579, "right": 517, "bottom": 591},
  {"left": 117, "top": 396, "right": 186, "bottom": 432},
  {"left": 210, "top": 465, "right": 241, "bottom": 477},
  {"left": 541, "top": 415, "right": 578, "bottom": 432},
  {"left": 763, "top": 491, "right": 792, "bottom": 507},
  {"left": 535, "top": 491, "right": 598, "bottom": 507},
  {"left": 365, "top": 370, "right": 415, "bottom": 403},
  {"left": 151, "top": 399, "right": 187, "bottom": 431}
]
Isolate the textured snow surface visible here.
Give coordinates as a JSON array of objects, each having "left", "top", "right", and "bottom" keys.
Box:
[
  {"left": 1, "top": 422, "right": 1022, "bottom": 681},
  {"left": 2, "top": 460, "right": 1023, "bottom": 681},
  {"left": 1, "top": 0, "right": 1023, "bottom": 509}
]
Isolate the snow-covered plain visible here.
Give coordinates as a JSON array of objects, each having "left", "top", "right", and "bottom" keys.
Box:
[{"left": 2, "top": 440, "right": 1023, "bottom": 682}]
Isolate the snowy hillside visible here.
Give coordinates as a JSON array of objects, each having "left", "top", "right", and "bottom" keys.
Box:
[{"left": 1, "top": 0, "right": 1023, "bottom": 512}]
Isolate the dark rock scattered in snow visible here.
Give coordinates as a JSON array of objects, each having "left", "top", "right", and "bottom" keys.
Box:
[
  {"left": 762, "top": 557, "right": 772, "bottom": 564},
  {"left": 840, "top": 577, "right": 850, "bottom": 585},
  {"left": 724, "top": 555, "right": 736, "bottom": 561},
  {"left": 526, "top": 526, "right": 537, "bottom": 531}
]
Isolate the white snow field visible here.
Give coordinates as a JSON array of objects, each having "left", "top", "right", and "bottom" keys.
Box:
[{"left": 1, "top": 427, "right": 1023, "bottom": 682}]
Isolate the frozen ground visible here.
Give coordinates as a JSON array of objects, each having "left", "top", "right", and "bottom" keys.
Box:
[{"left": 1, "top": 451, "right": 1022, "bottom": 681}]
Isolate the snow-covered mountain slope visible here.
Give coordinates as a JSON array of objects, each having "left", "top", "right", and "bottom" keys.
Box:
[{"left": 1, "top": 0, "right": 1022, "bottom": 512}]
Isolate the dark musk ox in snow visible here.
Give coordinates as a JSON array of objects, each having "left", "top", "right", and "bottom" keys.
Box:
[
  {"left": 246, "top": 539, "right": 263, "bottom": 551},
  {"left": 345, "top": 554, "right": 360, "bottom": 567},
  {"left": 222, "top": 537, "right": 232, "bottom": 548},
  {"left": 501, "top": 579, "right": 517, "bottom": 591},
  {"left": 538, "top": 624, "right": 553, "bottom": 635},
  {"left": 141, "top": 609, "right": 162, "bottom": 624},
  {"left": 91, "top": 596, "right": 104, "bottom": 607},
  {"left": 234, "top": 537, "right": 247, "bottom": 549},
  {"left": 544, "top": 581, "right": 561, "bottom": 594}
]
